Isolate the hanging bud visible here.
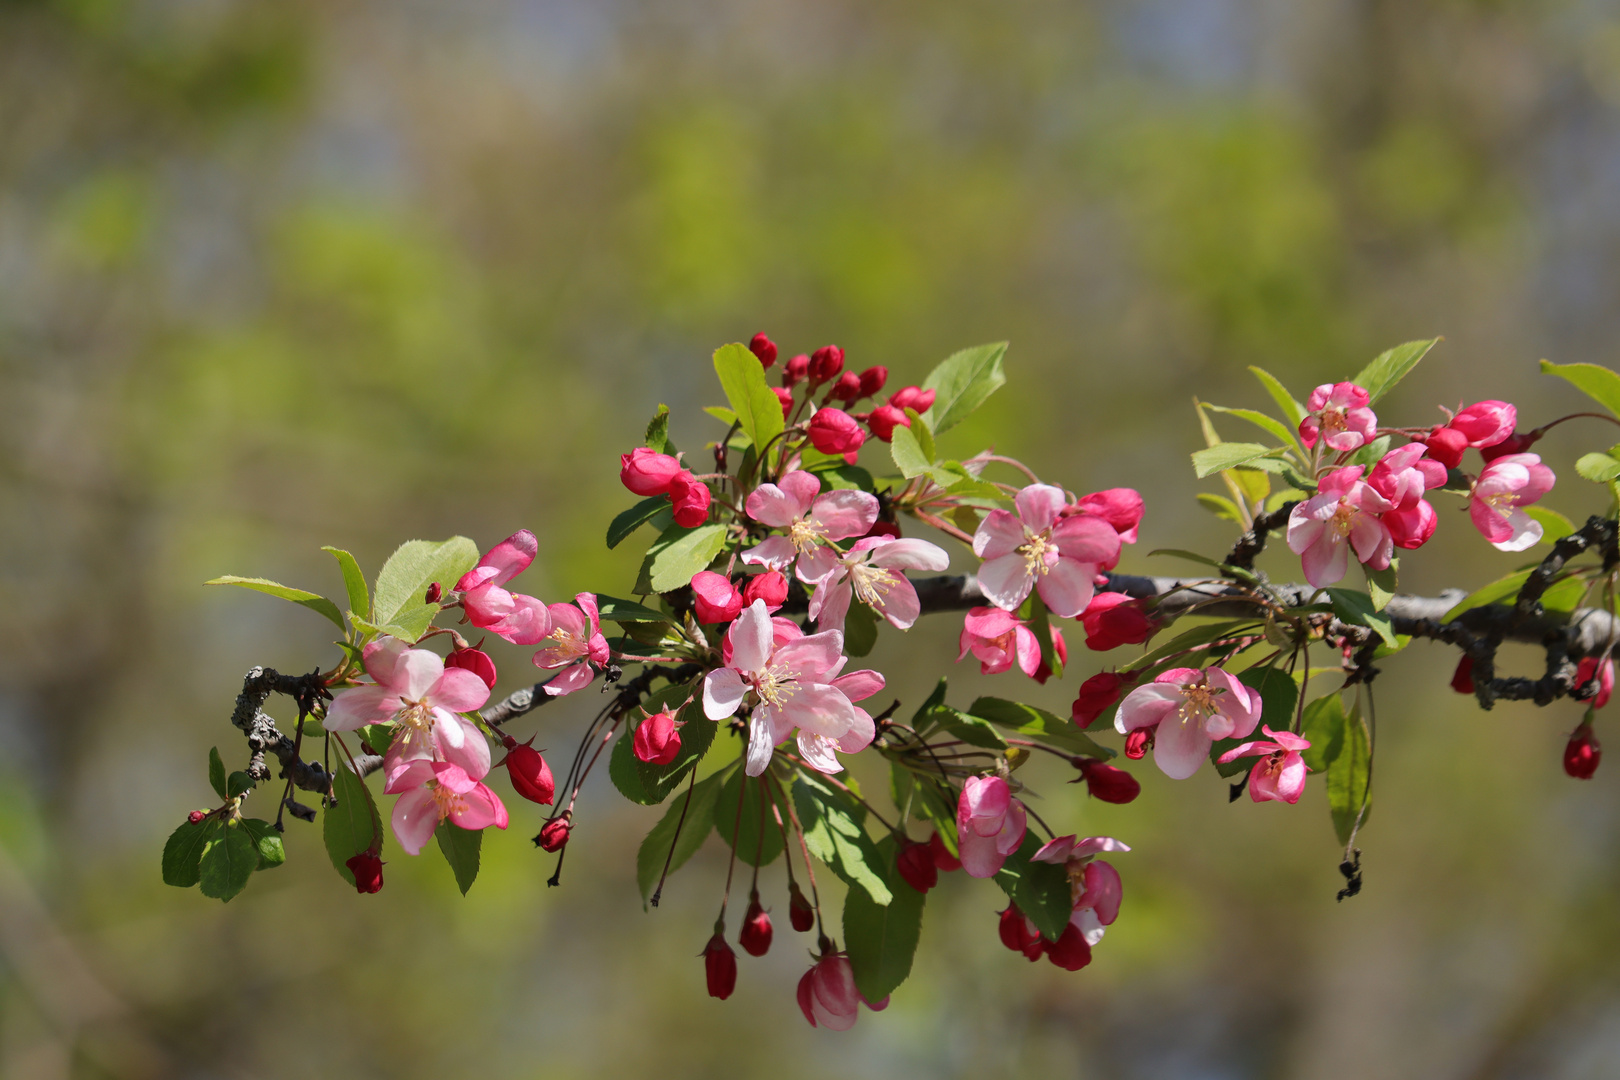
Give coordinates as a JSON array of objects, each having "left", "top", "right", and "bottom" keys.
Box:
[
  {"left": 446, "top": 645, "right": 498, "bottom": 690},
  {"left": 783, "top": 354, "right": 810, "bottom": 387},
  {"left": 808, "top": 345, "right": 845, "bottom": 385},
  {"left": 749, "top": 332, "right": 778, "bottom": 368},
  {"left": 1479, "top": 429, "right": 1542, "bottom": 462},
  {"left": 797, "top": 953, "right": 860, "bottom": 1030},
  {"left": 1045, "top": 922, "right": 1093, "bottom": 971},
  {"left": 740, "top": 892, "right": 774, "bottom": 957},
  {"left": 1451, "top": 655, "right": 1475, "bottom": 694},
  {"left": 895, "top": 839, "right": 938, "bottom": 893},
  {"left": 424, "top": 582, "right": 442, "bottom": 604},
  {"left": 536, "top": 816, "right": 571, "bottom": 852},
  {"left": 807, "top": 408, "right": 866, "bottom": 455},
  {"left": 504, "top": 739, "right": 556, "bottom": 804},
  {"left": 857, "top": 365, "right": 888, "bottom": 398},
  {"left": 742, "top": 570, "right": 788, "bottom": 613},
  {"left": 788, "top": 881, "right": 815, "bottom": 932},
  {"left": 1075, "top": 759, "right": 1141, "bottom": 804},
  {"left": 1124, "top": 728, "right": 1153, "bottom": 760},
  {"left": 346, "top": 851, "right": 385, "bottom": 894},
  {"left": 633, "top": 709, "right": 682, "bottom": 766},
  {"left": 702, "top": 932, "right": 738, "bottom": 999},
  {"left": 997, "top": 904, "right": 1045, "bottom": 961},
  {"left": 1565, "top": 724, "right": 1601, "bottom": 780},
  {"left": 1575, "top": 656, "right": 1614, "bottom": 708},
  {"left": 865, "top": 404, "right": 910, "bottom": 442},
  {"left": 928, "top": 830, "right": 962, "bottom": 872}
]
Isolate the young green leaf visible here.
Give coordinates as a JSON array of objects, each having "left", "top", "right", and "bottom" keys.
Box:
[
  {"left": 904, "top": 408, "right": 938, "bottom": 463},
  {"left": 890, "top": 425, "right": 942, "bottom": 481},
  {"left": 1298, "top": 692, "right": 1348, "bottom": 773},
  {"left": 1326, "top": 700, "right": 1372, "bottom": 845},
  {"left": 967, "top": 697, "right": 1116, "bottom": 758},
  {"left": 715, "top": 769, "right": 785, "bottom": 867},
  {"left": 607, "top": 496, "right": 672, "bottom": 550},
  {"left": 1575, "top": 452, "right": 1620, "bottom": 484},
  {"left": 1366, "top": 560, "right": 1398, "bottom": 611},
  {"left": 162, "top": 817, "right": 216, "bottom": 888},
  {"left": 208, "top": 747, "right": 227, "bottom": 801},
  {"left": 204, "top": 576, "right": 346, "bottom": 631},
  {"left": 1325, "top": 588, "right": 1399, "bottom": 647},
  {"left": 793, "top": 773, "right": 892, "bottom": 905},
  {"left": 322, "top": 547, "right": 370, "bottom": 624},
  {"left": 1442, "top": 569, "right": 1534, "bottom": 622},
  {"left": 1027, "top": 595, "right": 1062, "bottom": 681},
  {"left": 372, "top": 537, "right": 479, "bottom": 629},
  {"left": 636, "top": 712, "right": 717, "bottom": 803},
  {"left": 926, "top": 704, "right": 1008, "bottom": 749},
  {"left": 1191, "top": 443, "right": 1277, "bottom": 478},
  {"left": 1248, "top": 366, "right": 1306, "bottom": 427},
  {"left": 1540, "top": 360, "right": 1620, "bottom": 419},
  {"left": 645, "top": 403, "right": 676, "bottom": 455},
  {"left": 226, "top": 771, "right": 252, "bottom": 799},
  {"left": 992, "top": 832, "right": 1072, "bottom": 940},
  {"left": 920, "top": 342, "right": 1008, "bottom": 434},
  {"left": 435, "top": 821, "right": 483, "bottom": 895},
  {"left": 376, "top": 602, "right": 439, "bottom": 645},
  {"left": 595, "top": 594, "right": 675, "bottom": 624},
  {"left": 1203, "top": 404, "right": 1304, "bottom": 457},
  {"left": 843, "top": 837, "right": 926, "bottom": 1002},
  {"left": 239, "top": 818, "right": 287, "bottom": 870},
  {"left": 1195, "top": 493, "right": 1245, "bottom": 524},
  {"left": 1352, "top": 338, "right": 1440, "bottom": 405},
  {"left": 640, "top": 522, "right": 728, "bottom": 594},
  {"left": 199, "top": 821, "right": 258, "bottom": 902},
  {"left": 324, "top": 759, "right": 382, "bottom": 888},
  {"left": 843, "top": 600, "right": 880, "bottom": 658},
  {"left": 636, "top": 772, "right": 723, "bottom": 903},
  {"left": 714, "top": 343, "right": 785, "bottom": 457}
]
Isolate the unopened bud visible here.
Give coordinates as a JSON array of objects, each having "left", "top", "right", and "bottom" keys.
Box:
[
  {"left": 667, "top": 471, "right": 712, "bottom": 528},
  {"left": 997, "top": 903, "right": 1045, "bottom": 961},
  {"left": 888, "top": 386, "right": 936, "bottom": 413},
  {"left": 446, "top": 646, "right": 497, "bottom": 689},
  {"left": 690, "top": 570, "right": 744, "bottom": 624},
  {"left": 632, "top": 709, "right": 682, "bottom": 766},
  {"left": 1424, "top": 425, "right": 1470, "bottom": 469},
  {"left": 505, "top": 741, "right": 556, "bottom": 804},
  {"left": 740, "top": 892, "right": 774, "bottom": 956},
  {"left": 620, "top": 447, "right": 683, "bottom": 496},
  {"left": 807, "top": 408, "right": 865, "bottom": 455},
  {"left": 1072, "top": 671, "right": 1130, "bottom": 729},
  {"left": 1451, "top": 655, "right": 1475, "bottom": 694},
  {"left": 928, "top": 830, "right": 961, "bottom": 872},
  {"left": 783, "top": 353, "right": 810, "bottom": 387},
  {"left": 857, "top": 365, "right": 888, "bottom": 398},
  {"left": 536, "top": 816, "right": 571, "bottom": 852},
  {"left": 895, "top": 840, "right": 938, "bottom": 893},
  {"left": 424, "top": 582, "right": 441, "bottom": 604},
  {"left": 1124, "top": 728, "right": 1154, "bottom": 760},
  {"left": 1479, "top": 429, "right": 1542, "bottom": 463},
  {"left": 808, "top": 345, "right": 844, "bottom": 384},
  {"left": 749, "top": 332, "right": 778, "bottom": 368},
  {"left": 1076, "top": 759, "right": 1141, "bottom": 804},
  {"left": 187, "top": 810, "right": 207, "bottom": 824},
  {"left": 1565, "top": 724, "right": 1602, "bottom": 780},
  {"left": 865, "top": 404, "right": 910, "bottom": 442},
  {"left": 702, "top": 932, "right": 738, "bottom": 999},
  {"left": 346, "top": 851, "right": 385, "bottom": 894},
  {"left": 742, "top": 570, "right": 788, "bottom": 613},
  {"left": 864, "top": 519, "right": 902, "bottom": 540},
  {"left": 772, "top": 386, "right": 793, "bottom": 419},
  {"left": 788, "top": 881, "right": 815, "bottom": 932}
]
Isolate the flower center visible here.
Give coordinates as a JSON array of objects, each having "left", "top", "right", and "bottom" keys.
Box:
[
  {"left": 544, "top": 627, "right": 588, "bottom": 662},
  {"left": 394, "top": 696, "right": 435, "bottom": 752},
  {"left": 1330, "top": 499, "right": 1357, "bottom": 539},
  {"left": 849, "top": 563, "right": 894, "bottom": 607},
  {"left": 751, "top": 665, "right": 801, "bottom": 708},
  {"left": 1176, "top": 683, "right": 1224, "bottom": 732},
  {"left": 789, "top": 517, "right": 828, "bottom": 555},
  {"left": 1017, "top": 532, "right": 1054, "bottom": 577},
  {"left": 1484, "top": 490, "right": 1518, "bottom": 513},
  {"left": 1319, "top": 407, "right": 1347, "bottom": 436},
  {"left": 428, "top": 780, "right": 469, "bottom": 823}
]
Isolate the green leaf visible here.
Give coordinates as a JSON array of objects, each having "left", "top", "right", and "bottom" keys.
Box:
[
  {"left": 208, "top": 747, "right": 227, "bottom": 801},
  {"left": 606, "top": 496, "right": 672, "bottom": 550},
  {"left": 920, "top": 341, "right": 1008, "bottom": 434},
  {"left": 1541, "top": 360, "right": 1620, "bottom": 419},
  {"left": 162, "top": 817, "right": 215, "bottom": 888},
  {"left": 226, "top": 770, "right": 252, "bottom": 799},
  {"left": 1576, "top": 452, "right": 1620, "bottom": 484},
  {"left": 1326, "top": 588, "right": 1399, "bottom": 648},
  {"left": 595, "top": 594, "right": 674, "bottom": 624},
  {"left": 1326, "top": 699, "right": 1372, "bottom": 845},
  {"left": 1298, "top": 692, "right": 1347, "bottom": 774},
  {"left": 435, "top": 821, "right": 483, "bottom": 895},
  {"left": 377, "top": 602, "right": 439, "bottom": 644},
  {"left": 205, "top": 576, "right": 346, "bottom": 631},
  {"left": 636, "top": 772, "right": 723, "bottom": 903},
  {"left": 199, "top": 821, "right": 258, "bottom": 902},
  {"left": 1344, "top": 434, "right": 1393, "bottom": 470},
  {"left": 1366, "top": 560, "right": 1398, "bottom": 611},
  {"left": 843, "top": 837, "right": 926, "bottom": 1002},
  {"left": 890, "top": 425, "right": 939, "bottom": 480},
  {"left": 1204, "top": 404, "right": 1304, "bottom": 457},
  {"left": 1248, "top": 366, "right": 1305, "bottom": 427},
  {"left": 810, "top": 464, "right": 876, "bottom": 492},
  {"left": 1191, "top": 443, "right": 1277, "bottom": 479},
  {"left": 714, "top": 343, "right": 785, "bottom": 457},
  {"left": 608, "top": 731, "right": 654, "bottom": 805},
  {"left": 357, "top": 723, "right": 394, "bottom": 756},
  {"left": 1147, "top": 548, "right": 1230, "bottom": 573},
  {"left": 926, "top": 704, "right": 1008, "bottom": 749},
  {"left": 1525, "top": 506, "right": 1576, "bottom": 545},
  {"left": 912, "top": 678, "right": 950, "bottom": 729},
  {"left": 904, "top": 408, "right": 938, "bottom": 463},
  {"left": 1442, "top": 569, "right": 1534, "bottom": 622},
  {"left": 967, "top": 698, "right": 1116, "bottom": 758},
  {"left": 324, "top": 759, "right": 382, "bottom": 888},
  {"left": 1211, "top": 667, "right": 1299, "bottom": 777},
  {"left": 1352, "top": 338, "right": 1440, "bottom": 405},
  {"left": 715, "top": 768, "right": 785, "bottom": 867},
  {"left": 1196, "top": 493, "right": 1244, "bottom": 524},
  {"left": 793, "top": 773, "right": 892, "bottom": 905},
  {"left": 322, "top": 547, "right": 369, "bottom": 626},
  {"left": 992, "top": 832, "right": 1072, "bottom": 941},
  {"left": 239, "top": 818, "right": 286, "bottom": 870},
  {"left": 1542, "top": 575, "right": 1588, "bottom": 615},
  {"left": 1133, "top": 619, "right": 1257, "bottom": 672},
  {"left": 640, "top": 522, "right": 728, "bottom": 594},
  {"left": 1026, "top": 594, "right": 1062, "bottom": 680},
  {"left": 372, "top": 536, "right": 479, "bottom": 630},
  {"left": 843, "top": 599, "right": 880, "bottom": 659},
  {"left": 645, "top": 403, "right": 676, "bottom": 455}
]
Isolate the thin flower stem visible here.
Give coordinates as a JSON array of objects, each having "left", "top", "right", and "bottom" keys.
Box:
[
  {"left": 720, "top": 763, "right": 749, "bottom": 918},
  {"left": 649, "top": 767, "right": 700, "bottom": 908},
  {"left": 781, "top": 756, "right": 898, "bottom": 832},
  {"left": 771, "top": 773, "right": 826, "bottom": 940}
]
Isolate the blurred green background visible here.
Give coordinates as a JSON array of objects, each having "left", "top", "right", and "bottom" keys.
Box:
[{"left": 6, "top": 0, "right": 1620, "bottom": 1076}]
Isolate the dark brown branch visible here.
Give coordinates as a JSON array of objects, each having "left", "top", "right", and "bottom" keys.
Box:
[{"left": 1226, "top": 501, "right": 1301, "bottom": 571}]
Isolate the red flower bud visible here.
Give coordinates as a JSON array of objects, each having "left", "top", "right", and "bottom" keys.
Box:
[
  {"left": 446, "top": 646, "right": 497, "bottom": 689},
  {"left": 888, "top": 386, "right": 935, "bottom": 413},
  {"left": 1450, "top": 400, "right": 1517, "bottom": 448},
  {"left": 187, "top": 810, "right": 207, "bottom": 824},
  {"left": 1479, "top": 429, "right": 1542, "bottom": 463},
  {"left": 620, "top": 447, "right": 683, "bottom": 496},
  {"left": 749, "top": 332, "right": 778, "bottom": 368},
  {"left": 807, "top": 408, "right": 865, "bottom": 455},
  {"left": 788, "top": 881, "right": 815, "bottom": 932},
  {"left": 998, "top": 904, "right": 1045, "bottom": 961},
  {"left": 866, "top": 404, "right": 910, "bottom": 442},
  {"left": 702, "top": 932, "right": 737, "bottom": 999},
  {"left": 864, "top": 519, "right": 902, "bottom": 540},
  {"left": 1576, "top": 656, "right": 1614, "bottom": 708},
  {"left": 808, "top": 344, "right": 844, "bottom": 384},
  {"left": 896, "top": 840, "right": 938, "bottom": 893},
  {"left": 633, "top": 709, "right": 682, "bottom": 766},
  {"left": 1072, "top": 671, "right": 1131, "bottom": 728},
  {"left": 1566, "top": 725, "right": 1601, "bottom": 779},
  {"left": 1451, "top": 655, "right": 1475, "bottom": 694},
  {"left": 690, "top": 570, "right": 744, "bottom": 624},
  {"left": 537, "top": 817, "right": 570, "bottom": 852},
  {"left": 505, "top": 741, "right": 555, "bottom": 804},
  {"left": 783, "top": 353, "right": 810, "bottom": 387},
  {"left": 346, "top": 851, "right": 385, "bottom": 894},
  {"left": 830, "top": 371, "right": 862, "bottom": 403},
  {"left": 1124, "top": 728, "right": 1153, "bottom": 760},
  {"left": 742, "top": 570, "right": 788, "bottom": 613},
  {"left": 772, "top": 386, "right": 793, "bottom": 418},
  {"left": 857, "top": 365, "right": 888, "bottom": 398},
  {"left": 424, "top": 582, "right": 442, "bottom": 604},
  {"left": 1045, "top": 922, "right": 1093, "bottom": 971},
  {"left": 667, "top": 471, "right": 712, "bottom": 528},
  {"left": 1081, "top": 592, "right": 1158, "bottom": 651},
  {"left": 1423, "top": 425, "right": 1469, "bottom": 469},
  {"left": 1077, "top": 760, "right": 1140, "bottom": 804},
  {"left": 739, "top": 892, "right": 773, "bottom": 956},
  {"left": 1074, "top": 487, "right": 1146, "bottom": 544},
  {"left": 927, "top": 830, "right": 961, "bottom": 872},
  {"left": 1031, "top": 625, "right": 1068, "bottom": 685}
]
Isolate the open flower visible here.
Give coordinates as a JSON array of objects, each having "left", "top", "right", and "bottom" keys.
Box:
[
  {"left": 1285, "top": 466, "right": 1394, "bottom": 588},
  {"left": 455, "top": 530, "right": 551, "bottom": 645},
  {"left": 973, "top": 484, "right": 1121, "bottom": 618},
  {"left": 532, "top": 593, "right": 611, "bottom": 696},
  {"left": 702, "top": 600, "right": 862, "bottom": 776},
  {"left": 1114, "top": 667, "right": 1262, "bottom": 779},
  {"left": 1447, "top": 400, "right": 1517, "bottom": 449},
  {"left": 810, "top": 536, "right": 950, "bottom": 632},
  {"left": 326, "top": 637, "right": 492, "bottom": 780},
  {"left": 956, "top": 776, "right": 1027, "bottom": 878},
  {"left": 1366, "top": 443, "right": 1446, "bottom": 550},
  {"left": 385, "top": 760, "right": 509, "bottom": 856},
  {"left": 1217, "top": 725, "right": 1311, "bottom": 803},
  {"left": 956, "top": 606, "right": 1065, "bottom": 683},
  {"left": 1299, "top": 382, "right": 1377, "bottom": 451},
  {"left": 743, "top": 471, "right": 879, "bottom": 585},
  {"left": 1469, "top": 453, "right": 1556, "bottom": 551}
]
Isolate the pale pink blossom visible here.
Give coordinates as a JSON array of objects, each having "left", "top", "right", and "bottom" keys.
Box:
[
  {"left": 955, "top": 776, "right": 1027, "bottom": 878},
  {"left": 1070, "top": 860, "right": 1123, "bottom": 946},
  {"left": 974, "top": 484, "right": 1121, "bottom": 618},
  {"left": 385, "top": 759, "right": 509, "bottom": 856},
  {"left": 531, "top": 593, "right": 611, "bottom": 696},
  {"left": 325, "top": 637, "right": 492, "bottom": 780},
  {"left": 455, "top": 531, "right": 551, "bottom": 645},
  {"left": 1299, "top": 382, "right": 1377, "bottom": 452},
  {"left": 810, "top": 536, "right": 949, "bottom": 632},
  {"left": 743, "top": 471, "right": 879, "bottom": 585},
  {"left": 1114, "top": 667, "right": 1262, "bottom": 780},
  {"left": 702, "top": 600, "right": 863, "bottom": 776},
  {"left": 1448, "top": 400, "right": 1517, "bottom": 448},
  {"left": 1366, "top": 443, "right": 1446, "bottom": 550},
  {"left": 1217, "top": 724, "right": 1311, "bottom": 804},
  {"left": 1285, "top": 466, "right": 1394, "bottom": 587},
  {"left": 1470, "top": 453, "right": 1556, "bottom": 551},
  {"left": 957, "top": 606, "right": 1065, "bottom": 681}
]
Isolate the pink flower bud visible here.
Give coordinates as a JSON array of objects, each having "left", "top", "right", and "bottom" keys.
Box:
[
  {"left": 346, "top": 851, "right": 384, "bottom": 894},
  {"left": 830, "top": 371, "right": 862, "bottom": 403},
  {"left": 1031, "top": 624, "right": 1068, "bottom": 685},
  {"left": 1074, "top": 487, "right": 1145, "bottom": 544},
  {"left": 788, "top": 881, "right": 815, "bottom": 932},
  {"left": 633, "top": 709, "right": 682, "bottom": 766},
  {"left": 1424, "top": 425, "right": 1469, "bottom": 469},
  {"left": 1124, "top": 728, "right": 1153, "bottom": 759},
  {"left": 690, "top": 570, "right": 744, "bottom": 624},
  {"left": 445, "top": 646, "right": 497, "bottom": 689},
  {"left": 772, "top": 386, "right": 793, "bottom": 418},
  {"left": 1077, "top": 760, "right": 1140, "bottom": 804},
  {"left": 896, "top": 840, "right": 938, "bottom": 893},
  {"left": 620, "top": 447, "right": 683, "bottom": 496},
  {"left": 749, "top": 332, "right": 778, "bottom": 368},
  {"left": 1072, "top": 671, "right": 1132, "bottom": 728},
  {"left": 739, "top": 893, "right": 773, "bottom": 956},
  {"left": 667, "top": 471, "right": 712, "bottom": 528},
  {"left": 998, "top": 904, "right": 1045, "bottom": 961},
  {"left": 742, "top": 570, "right": 788, "bottom": 612},
  {"left": 807, "top": 408, "right": 865, "bottom": 455},
  {"left": 865, "top": 519, "right": 902, "bottom": 540},
  {"left": 1449, "top": 400, "right": 1517, "bottom": 448},
  {"left": 1045, "top": 922, "right": 1093, "bottom": 971},
  {"left": 703, "top": 932, "right": 738, "bottom": 999},
  {"left": 1576, "top": 657, "right": 1614, "bottom": 709},
  {"left": 866, "top": 404, "right": 910, "bottom": 442},
  {"left": 783, "top": 353, "right": 810, "bottom": 387},
  {"left": 1479, "top": 430, "right": 1542, "bottom": 463},
  {"left": 424, "top": 582, "right": 442, "bottom": 604},
  {"left": 857, "top": 365, "right": 888, "bottom": 398},
  {"left": 537, "top": 817, "right": 570, "bottom": 852},
  {"left": 808, "top": 344, "right": 844, "bottom": 384},
  {"left": 187, "top": 810, "right": 207, "bottom": 824},
  {"left": 504, "top": 741, "right": 555, "bottom": 804},
  {"left": 1451, "top": 655, "right": 1475, "bottom": 694},
  {"left": 888, "top": 385, "right": 925, "bottom": 412},
  {"left": 1566, "top": 726, "right": 1602, "bottom": 779},
  {"left": 928, "top": 831, "right": 961, "bottom": 872},
  {"left": 797, "top": 954, "right": 860, "bottom": 1030},
  {"left": 1081, "top": 592, "right": 1158, "bottom": 651}
]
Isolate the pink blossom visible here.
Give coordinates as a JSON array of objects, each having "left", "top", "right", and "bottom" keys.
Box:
[
  {"left": 667, "top": 471, "right": 712, "bottom": 528},
  {"left": 619, "top": 448, "right": 683, "bottom": 496},
  {"left": 1073, "top": 487, "right": 1145, "bottom": 545},
  {"left": 531, "top": 593, "right": 611, "bottom": 696},
  {"left": 702, "top": 600, "right": 863, "bottom": 776},
  {"left": 326, "top": 637, "right": 492, "bottom": 780},
  {"left": 742, "top": 570, "right": 788, "bottom": 612},
  {"left": 957, "top": 606, "right": 1050, "bottom": 680},
  {"left": 807, "top": 407, "right": 865, "bottom": 455},
  {"left": 973, "top": 484, "right": 1122, "bottom": 618},
  {"left": 743, "top": 470, "right": 879, "bottom": 585},
  {"left": 1031, "top": 834, "right": 1129, "bottom": 946},
  {"left": 444, "top": 646, "right": 497, "bottom": 689},
  {"left": 1114, "top": 666, "right": 1262, "bottom": 780},
  {"left": 454, "top": 530, "right": 552, "bottom": 645},
  {"left": 955, "top": 776, "right": 1027, "bottom": 878},
  {"left": 690, "top": 571, "right": 744, "bottom": 624},
  {"left": 810, "top": 536, "right": 950, "bottom": 632},
  {"left": 1366, "top": 443, "right": 1447, "bottom": 551},
  {"left": 1448, "top": 400, "right": 1517, "bottom": 448},
  {"left": 1217, "top": 724, "right": 1312, "bottom": 804},
  {"left": 633, "top": 709, "right": 682, "bottom": 765},
  {"left": 1285, "top": 465, "right": 1394, "bottom": 587},
  {"left": 797, "top": 953, "right": 860, "bottom": 1031},
  {"left": 1470, "top": 453, "right": 1556, "bottom": 551},
  {"left": 385, "top": 759, "right": 509, "bottom": 856},
  {"left": 1299, "top": 382, "right": 1377, "bottom": 452}
]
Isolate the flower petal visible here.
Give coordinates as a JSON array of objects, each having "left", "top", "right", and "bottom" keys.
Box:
[
  {"left": 810, "top": 490, "right": 881, "bottom": 541},
  {"left": 540, "top": 663, "right": 595, "bottom": 696},
  {"left": 1153, "top": 711, "right": 1211, "bottom": 779},
  {"left": 324, "top": 685, "right": 400, "bottom": 731},
  {"left": 1037, "top": 556, "right": 1096, "bottom": 618},
  {"left": 973, "top": 510, "right": 1026, "bottom": 560},
  {"left": 390, "top": 785, "right": 441, "bottom": 856},
  {"left": 702, "top": 667, "right": 747, "bottom": 720},
  {"left": 1014, "top": 484, "right": 1067, "bottom": 534},
  {"left": 977, "top": 552, "right": 1035, "bottom": 611}
]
